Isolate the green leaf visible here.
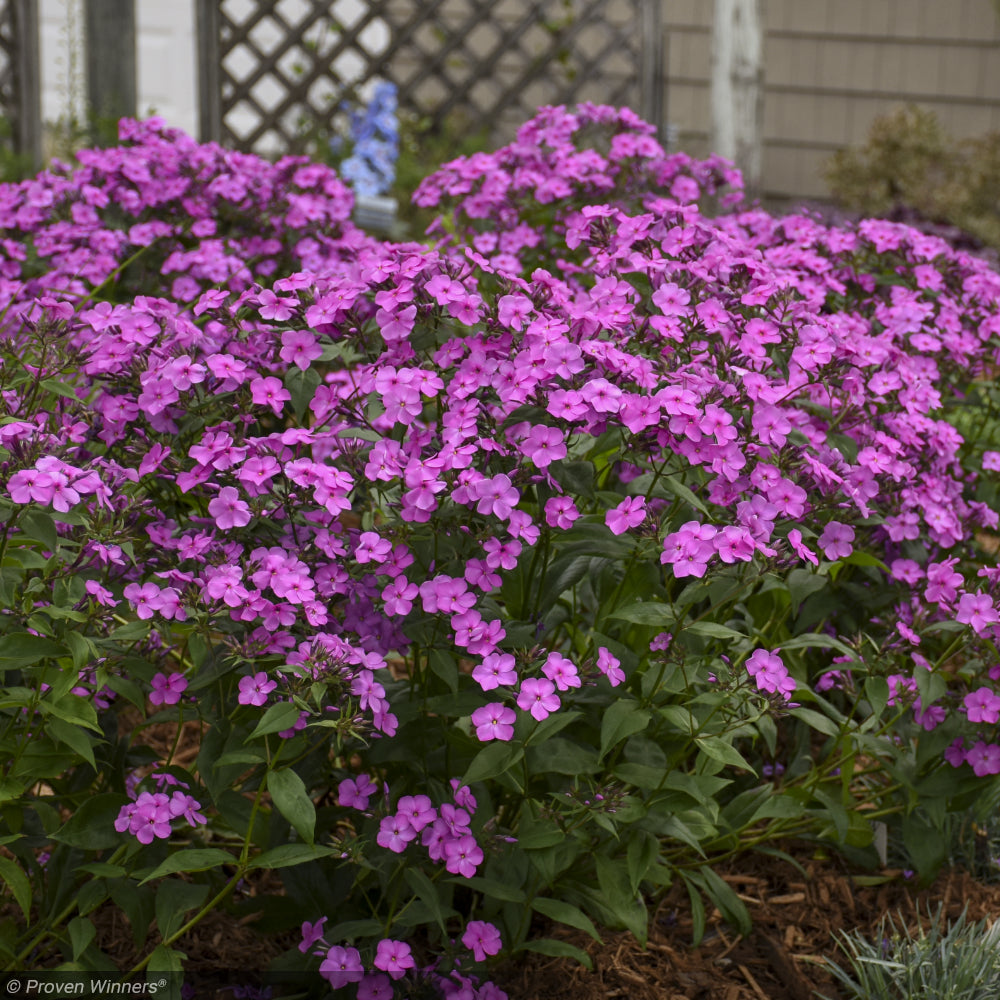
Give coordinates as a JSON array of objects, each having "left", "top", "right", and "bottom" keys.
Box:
[
  {"left": 595, "top": 854, "right": 647, "bottom": 944},
  {"left": 627, "top": 830, "right": 660, "bottom": 896},
  {"left": 267, "top": 768, "right": 316, "bottom": 845},
  {"left": 146, "top": 944, "right": 185, "bottom": 976},
  {"left": 53, "top": 794, "right": 129, "bottom": 850},
  {"left": 526, "top": 737, "right": 598, "bottom": 775},
  {"left": 284, "top": 365, "right": 322, "bottom": 421},
  {"left": 609, "top": 601, "right": 674, "bottom": 626},
  {"left": 68, "top": 917, "right": 96, "bottom": 961},
  {"left": 246, "top": 844, "right": 338, "bottom": 870},
  {"left": 246, "top": 701, "right": 301, "bottom": 741},
  {"left": 694, "top": 736, "right": 756, "bottom": 774},
  {"left": 548, "top": 460, "right": 595, "bottom": 498},
  {"left": 687, "top": 866, "right": 752, "bottom": 936},
  {"left": 139, "top": 849, "right": 236, "bottom": 885},
  {"left": 520, "top": 937, "right": 593, "bottom": 969},
  {"left": 659, "top": 475, "right": 709, "bottom": 515},
  {"left": 403, "top": 868, "right": 454, "bottom": 935},
  {"left": 683, "top": 621, "right": 744, "bottom": 641},
  {"left": 447, "top": 875, "right": 525, "bottom": 904},
  {"left": 599, "top": 700, "right": 652, "bottom": 761},
  {"left": 786, "top": 567, "right": 828, "bottom": 609},
  {"left": 462, "top": 741, "right": 524, "bottom": 785},
  {"left": 0, "top": 855, "right": 31, "bottom": 920},
  {"left": 0, "top": 632, "right": 67, "bottom": 668},
  {"left": 531, "top": 897, "right": 602, "bottom": 942},
  {"left": 155, "top": 880, "right": 209, "bottom": 942},
  {"left": 903, "top": 813, "right": 947, "bottom": 881},
  {"left": 45, "top": 717, "right": 98, "bottom": 768}
]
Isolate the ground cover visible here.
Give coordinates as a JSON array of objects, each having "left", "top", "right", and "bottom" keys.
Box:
[{"left": 2, "top": 105, "right": 1000, "bottom": 998}]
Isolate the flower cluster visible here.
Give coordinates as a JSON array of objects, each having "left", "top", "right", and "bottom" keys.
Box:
[
  {"left": 337, "top": 81, "right": 399, "bottom": 198},
  {"left": 5, "top": 103, "right": 1000, "bottom": 985}
]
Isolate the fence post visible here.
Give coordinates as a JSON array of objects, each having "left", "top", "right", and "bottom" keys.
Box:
[
  {"left": 711, "top": 0, "right": 764, "bottom": 195},
  {"left": 12, "top": 0, "right": 42, "bottom": 168},
  {"left": 640, "top": 0, "right": 664, "bottom": 137},
  {"left": 84, "top": 0, "right": 137, "bottom": 125},
  {"left": 195, "top": 0, "right": 222, "bottom": 143}
]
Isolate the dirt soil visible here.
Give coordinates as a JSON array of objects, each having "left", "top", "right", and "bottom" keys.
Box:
[{"left": 493, "top": 849, "right": 1000, "bottom": 1000}]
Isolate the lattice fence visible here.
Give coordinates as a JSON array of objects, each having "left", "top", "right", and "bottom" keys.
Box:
[
  {"left": 196, "top": 0, "right": 663, "bottom": 154},
  {"left": 0, "top": 0, "right": 41, "bottom": 168}
]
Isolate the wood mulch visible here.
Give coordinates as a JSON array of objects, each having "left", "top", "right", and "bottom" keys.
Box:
[{"left": 494, "top": 849, "right": 1000, "bottom": 1000}]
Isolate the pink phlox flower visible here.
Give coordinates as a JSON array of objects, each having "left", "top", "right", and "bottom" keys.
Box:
[
  {"left": 338, "top": 775, "right": 376, "bottom": 810},
  {"left": 461, "top": 920, "right": 503, "bottom": 961},
  {"left": 320, "top": 945, "right": 365, "bottom": 988},
  {"left": 238, "top": 671, "right": 277, "bottom": 707},
  {"left": 483, "top": 536, "right": 522, "bottom": 570},
  {"left": 208, "top": 486, "right": 252, "bottom": 530},
  {"left": 956, "top": 592, "right": 1000, "bottom": 635},
  {"left": 298, "top": 917, "right": 327, "bottom": 954},
  {"left": 250, "top": 375, "right": 291, "bottom": 416},
  {"left": 745, "top": 648, "right": 795, "bottom": 699},
  {"left": 541, "top": 652, "right": 580, "bottom": 691},
  {"left": 606, "top": 496, "right": 646, "bottom": 535},
  {"left": 544, "top": 495, "right": 581, "bottom": 529},
  {"left": 123, "top": 581, "right": 164, "bottom": 620},
  {"left": 443, "top": 833, "right": 484, "bottom": 877},
  {"left": 472, "top": 652, "right": 517, "bottom": 691},
  {"left": 596, "top": 647, "right": 625, "bottom": 686},
  {"left": 968, "top": 741, "right": 1000, "bottom": 777},
  {"left": 373, "top": 939, "right": 415, "bottom": 980},
  {"left": 964, "top": 686, "right": 1000, "bottom": 725},
  {"left": 471, "top": 703, "right": 516, "bottom": 741},
  {"left": 376, "top": 813, "right": 416, "bottom": 853},
  {"left": 818, "top": 521, "right": 855, "bottom": 561},
  {"left": 517, "top": 677, "right": 560, "bottom": 721},
  {"left": 520, "top": 424, "right": 567, "bottom": 468},
  {"left": 149, "top": 672, "right": 187, "bottom": 706},
  {"left": 471, "top": 474, "right": 520, "bottom": 520},
  {"left": 395, "top": 795, "right": 436, "bottom": 832}
]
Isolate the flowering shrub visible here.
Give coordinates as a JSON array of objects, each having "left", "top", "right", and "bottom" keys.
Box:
[{"left": 2, "top": 105, "right": 1000, "bottom": 992}]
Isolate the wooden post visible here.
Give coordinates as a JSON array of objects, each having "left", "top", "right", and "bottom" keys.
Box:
[
  {"left": 711, "top": 0, "right": 763, "bottom": 195},
  {"left": 12, "top": 0, "right": 42, "bottom": 169},
  {"left": 85, "top": 0, "right": 137, "bottom": 123},
  {"left": 640, "top": 0, "right": 664, "bottom": 137},
  {"left": 195, "top": 0, "right": 222, "bottom": 143}
]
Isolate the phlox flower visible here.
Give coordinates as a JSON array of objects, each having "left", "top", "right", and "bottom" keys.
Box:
[
  {"left": 967, "top": 740, "right": 1000, "bottom": 777},
  {"left": 395, "top": 795, "right": 436, "bottom": 832},
  {"left": 606, "top": 496, "right": 646, "bottom": 535},
  {"left": 376, "top": 814, "right": 416, "bottom": 853},
  {"left": 984, "top": 451, "right": 1000, "bottom": 472},
  {"left": 208, "top": 486, "right": 251, "bottom": 530},
  {"left": 320, "top": 946, "right": 364, "bottom": 988},
  {"left": 461, "top": 920, "right": 503, "bottom": 961},
  {"left": 249, "top": 375, "right": 291, "bottom": 416},
  {"left": 149, "top": 672, "right": 187, "bottom": 706},
  {"left": 471, "top": 474, "right": 519, "bottom": 520},
  {"left": 520, "top": 424, "right": 567, "bottom": 467},
  {"left": 337, "top": 775, "right": 376, "bottom": 810},
  {"left": 471, "top": 703, "right": 516, "bottom": 741},
  {"left": 7, "top": 468, "right": 56, "bottom": 505},
  {"left": 956, "top": 592, "right": 1000, "bottom": 635},
  {"left": 298, "top": 917, "right": 327, "bottom": 954},
  {"left": 544, "top": 495, "right": 580, "bottom": 529},
  {"left": 818, "top": 521, "right": 855, "bottom": 561},
  {"left": 123, "top": 582, "right": 164, "bottom": 620},
  {"left": 472, "top": 652, "right": 517, "bottom": 690},
  {"left": 596, "top": 647, "right": 625, "bottom": 686},
  {"left": 443, "top": 834, "right": 484, "bottom": 877},
  {"left": 516, "top": 677, "right": 560, "bottom": 721},
  {"left": 745, "top": 648, "right": 795, "bottom": 699},
  {"left": 357, "top": 975, "right": 393, "bottom": 1000},
  {"left": 964, "top": 687, "right": 1000, "bottom": 725},
  {"left": 541, "top": 652, "right": 580, "bottom": 691},
  {"left": 238, "top": 671, "right": 277, "bottom": 707},
  {"left": 373, "top": 939, "right": 415, "bottom": 980}
]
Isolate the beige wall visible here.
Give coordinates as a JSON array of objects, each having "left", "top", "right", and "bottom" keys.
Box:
[{"left": 664, "top": 0, "right": 1000, "bottom": 202}]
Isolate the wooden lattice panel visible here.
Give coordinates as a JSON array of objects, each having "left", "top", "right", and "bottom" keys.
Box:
[{"left": 200, "top": 0, "right": 657, "bottom": 153}]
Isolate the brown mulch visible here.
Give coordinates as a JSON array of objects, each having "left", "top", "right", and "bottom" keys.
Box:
[{"left": 493, "top": 849, "right": 1000, "bottom": 1000}]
